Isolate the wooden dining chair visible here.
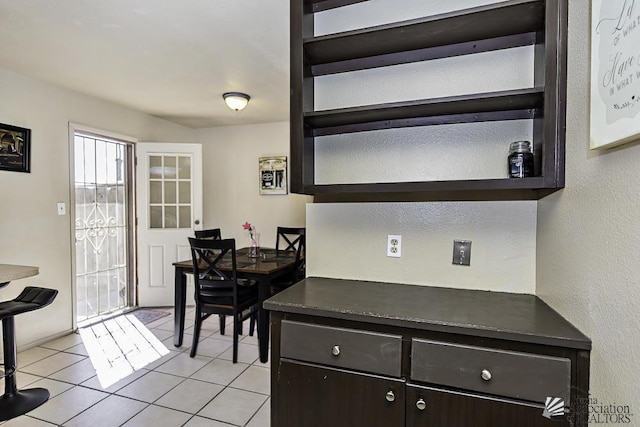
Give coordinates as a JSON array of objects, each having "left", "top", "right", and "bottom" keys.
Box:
[
  {"left": 194, "top": 228, "right": 230, "bottom": 332},
  {"left": 276, "top": 227, "right": 305, "bottom": 253},
  {"left": 188, "top": 237, "right": 259, "bottom": 362},
  {"left": 194, "top": 228, "right": 221, "bottom": 240},
  {"left": 272, "top": 227, "right": 306, "bottom": 293}
]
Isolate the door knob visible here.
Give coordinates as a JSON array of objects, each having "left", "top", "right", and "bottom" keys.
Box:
[
  {"left": 416, "top": 398, "right": 427, "bottom": 410},
  {"left": 331, "top": 345, "right": 340, "bottom": 356},
  {"left": 194, "top": 219, "right": 200, "bottom": 225},
  {"left": 385, "top": 391, "right": 395, "bottom": 402}
]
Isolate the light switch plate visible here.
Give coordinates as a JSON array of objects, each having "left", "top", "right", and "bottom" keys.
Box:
[
  {"left": 453, "top": 240, "right": 471, "bottom": 266},
  {"left": 57, "top": 202, "right": 66, "bottom": 216}
]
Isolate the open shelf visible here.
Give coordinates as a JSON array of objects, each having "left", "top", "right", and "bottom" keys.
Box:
[
  {"left": 309, "top": 0, "right": 367, "bottom": 13},
  {"left": 306, "top": 87, "right": 543, "bottom": 135},
  {"left": 305, "top": 0, "right": 545, "bottom": 68},
  {"left": 310, "top": 177, "right": 557, "bottom": 202}
]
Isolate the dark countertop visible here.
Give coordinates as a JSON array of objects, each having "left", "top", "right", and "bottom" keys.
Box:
[{"left": 264, "top": 277, "right": 591, "bottom": 350}]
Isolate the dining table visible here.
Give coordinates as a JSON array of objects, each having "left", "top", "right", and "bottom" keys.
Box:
[
  {"left": 0, "top": 264, "right": 39, "bottom": 288},
  {"left": 172, "top": 247, "right": 298, "bottom": 363}
]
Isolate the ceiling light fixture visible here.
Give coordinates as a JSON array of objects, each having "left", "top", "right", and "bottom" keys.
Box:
[{"left": 223, "top": 92, "right": 250, "bottom": 111}]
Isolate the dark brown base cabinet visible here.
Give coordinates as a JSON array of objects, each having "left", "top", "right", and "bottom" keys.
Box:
[
  {"left": 266, "top": 278, "right": 591, "bottom": 427},
  {"left": 278, "top": 361, "right": 405, "bottom": 426},
  {"left": 406, "top": 386, "right": 559, "bottom": 427},
  {"left": 277, "top": 360, "right": 560, "bottom": 427}
]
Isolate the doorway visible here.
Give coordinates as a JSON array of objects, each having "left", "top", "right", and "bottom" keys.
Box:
[{"left": 73, "top": 131, "right": 135, "bottom": 324}]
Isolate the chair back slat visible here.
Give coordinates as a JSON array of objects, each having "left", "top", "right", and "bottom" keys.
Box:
[{"left": 194, "top": 228, "right": 222, "bottom": 240}]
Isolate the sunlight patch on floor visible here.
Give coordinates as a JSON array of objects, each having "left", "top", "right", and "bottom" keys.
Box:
[{"left": 79, "top": 313, "right": 169, "bottom": 388}]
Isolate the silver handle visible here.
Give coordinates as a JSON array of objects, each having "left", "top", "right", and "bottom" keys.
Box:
[
  {"left": 416, "top": 398, "right": 427, "bottom": 411},
  {"left": 481, "top": 369, "right": 492, "bottom": 381},
  {"left": 385, "top": 391, "right": 395, "bottom": 402},
  {"left": 331, "top": 345, "right": 340, "bottom": 356}
]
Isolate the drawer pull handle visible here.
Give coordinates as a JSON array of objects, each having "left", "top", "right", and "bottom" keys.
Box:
[
  {"left": 385, "top": 391, "right": 395, "bottom": 402},
  {"left": 416, "top": 398, "right": 427, "bottom": 411},
  {"left": 331, "top": 345, "right": 340, "bottom": 356},
  {"left": 481, "top": 369, "right": 492, "bottom": 381}
]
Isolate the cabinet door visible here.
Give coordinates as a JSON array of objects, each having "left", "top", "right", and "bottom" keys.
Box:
[
  {"left": 278, "top": 361, "right": 405, "bottom": 427},
  {"left": 406, "top": 384, "right": 567, "bottom": 427}
]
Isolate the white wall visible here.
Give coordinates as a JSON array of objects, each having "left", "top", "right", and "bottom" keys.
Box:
[
  {"left": 0, "top": 68, "right": 198, "bottom": 348},
  {"left": 307, "top": 0, "right": 538, "bottom": 293},
  {"left": 307, "top": 202, "right": 536, "bottom": 292},
  {"left": 194, "top": 122, "right": 310, "bottom": 249},
  {"left": 537, "top": 1, "right": 640, "bottom": 411}
]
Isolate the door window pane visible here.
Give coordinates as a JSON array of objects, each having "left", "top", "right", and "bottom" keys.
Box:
[
  {"left": 150, "top": 156, "right": 162, "bottom": 179},
  {"left": 178, "top": 156, "right": 191, "bottom": 179},
  {"left": 165, "top": 181, "right": 177, "bottom": 204},
  {"left": 150, "top": 181, "right": 162, "bottom": 204},
  {"left": 179, "top": 182, "right": 191, "bottom": 204},
  {"left": 150, "top": 206, "right": 163, "bottom": 229},
  {"left": 179, "top": 206, "right": 191, "bottom": 229},
  {"left": 164, "top": 156, "right": 177, "bottom": 178},
  {"left": 165, "top": 206, "right": 177, "bottom": 228}
]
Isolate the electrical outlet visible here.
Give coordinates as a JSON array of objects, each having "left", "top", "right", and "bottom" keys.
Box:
[
  {"left": 453, "top": 240, "right": 471, "bottom": 266},
  {"left": 57, "top": 202, "right": 66, "bottom": 216},
  {"left": 387, "top": 235, "right": 402, "bottom": 258}
]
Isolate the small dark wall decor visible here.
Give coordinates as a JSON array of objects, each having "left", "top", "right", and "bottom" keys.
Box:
[{"left": 0, "top": 123, "right": 31, "bottom": 173}]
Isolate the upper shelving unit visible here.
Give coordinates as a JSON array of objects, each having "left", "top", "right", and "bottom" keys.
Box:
[{"left": 290, "top": 0, "right": 568, "bottom": 202}]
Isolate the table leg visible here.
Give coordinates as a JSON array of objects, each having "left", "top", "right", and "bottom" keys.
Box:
[
  {"left": 174, "top": 266, "right": 186, "bottom": 347},
  {"left": 258, "top": 277, "right": 270, "bottom": 363}
]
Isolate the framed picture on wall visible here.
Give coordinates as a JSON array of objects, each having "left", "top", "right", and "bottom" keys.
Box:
[
  {"left": 590, "top": 0, "right": 640, "bottom": 149},
  {"left": 0, "top": 123, "right": 31, "bottom": 173},
  {"left": 259, "top": 156, "right": 287, "bottom": 195}
]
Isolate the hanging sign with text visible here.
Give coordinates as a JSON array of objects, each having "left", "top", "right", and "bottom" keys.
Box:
[{"left": 590, "top": 0, "right": 640, "bottom": 149}]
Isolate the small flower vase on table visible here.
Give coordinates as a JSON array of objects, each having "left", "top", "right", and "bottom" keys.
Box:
[
  {"left": 249, "top": 232, "right": 260, "bottom": 258},
  {"left": 243, "top": 222, "right": 260, "bottom": 258}
]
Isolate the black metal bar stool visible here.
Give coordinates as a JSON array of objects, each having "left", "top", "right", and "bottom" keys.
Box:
[{"left": 0, "top": 287, "right": 58, "bottom": 421}]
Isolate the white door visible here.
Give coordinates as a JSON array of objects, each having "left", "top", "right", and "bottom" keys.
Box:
[{"left": 136, "top": 143, "right": 202, "bottom": 307}]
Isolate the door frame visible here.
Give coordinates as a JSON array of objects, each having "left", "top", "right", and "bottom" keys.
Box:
[{"left": 68, "top": 123, "right": 139, "bottom": 330}]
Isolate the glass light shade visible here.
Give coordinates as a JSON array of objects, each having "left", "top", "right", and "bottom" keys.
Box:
[{"left": 223, "top": 92, "right": 250, "bottom": 111}]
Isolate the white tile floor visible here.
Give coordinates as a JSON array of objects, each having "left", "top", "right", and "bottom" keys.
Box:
[{"left": 3, "top": 308, "right": 270, "bottom": 427}]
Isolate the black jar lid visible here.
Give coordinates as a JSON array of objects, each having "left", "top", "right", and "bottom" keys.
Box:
[{"left": 509, "top": 140, "right": 532, "bottom": 153}]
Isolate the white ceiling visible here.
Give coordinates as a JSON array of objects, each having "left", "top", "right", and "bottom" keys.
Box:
[{"left": 0, "top": 1, "right": 290, "bottom": 128}]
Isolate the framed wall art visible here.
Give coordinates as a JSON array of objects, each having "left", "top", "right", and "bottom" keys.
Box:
[
  {"left": 0, "top": 123, "right": 31, "bottom": 173},
  {"left": 259, "top": 156, "right": 287, "bottom": 195},
  {"left": 590, "top": 0, "right": 640, "bottom": 150}
]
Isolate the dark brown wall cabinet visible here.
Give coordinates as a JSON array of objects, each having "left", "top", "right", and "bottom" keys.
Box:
[{"left": 290, "top": 0, "right": 568, "bottom": 202}]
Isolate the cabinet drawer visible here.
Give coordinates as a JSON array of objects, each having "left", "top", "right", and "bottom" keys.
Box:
[
  {"left": 280, "top": 320, "right": 402, "bottom": 377},
  {"left": 411, "top": 339, "right": 571, "bottom": 404}
]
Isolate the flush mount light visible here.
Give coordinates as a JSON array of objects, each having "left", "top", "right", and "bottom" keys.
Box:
[{"left": 223, "top": 92, "right": 250, "bottom": 111}]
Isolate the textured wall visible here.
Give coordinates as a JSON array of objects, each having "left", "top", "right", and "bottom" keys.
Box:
[
  {"left": 0, "top": 69, "right": 197, "bottom": 349},
  {"left": 195, "top": 123, "right": 310, "bottom": 249},
  {"left": 307, "top": 0, "right": 538, "bottom": 292},
  {"left": 537, "top": 0, "right": 640, "bottom": 411},
  {"left": 307, "top": 202, "right": 536, "bottom": 292}
]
